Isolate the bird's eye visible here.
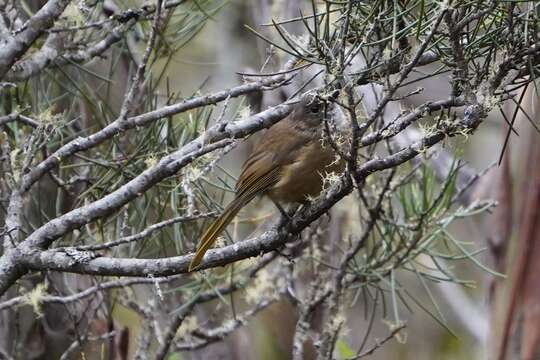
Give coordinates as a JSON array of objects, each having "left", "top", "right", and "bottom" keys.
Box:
[{"left": 310, "top": 104, "right": 320, "bottom": 113}]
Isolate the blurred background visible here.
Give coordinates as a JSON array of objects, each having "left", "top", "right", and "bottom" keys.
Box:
[{"left": 1, "top": 1, "right": 539, "bottom": 359}]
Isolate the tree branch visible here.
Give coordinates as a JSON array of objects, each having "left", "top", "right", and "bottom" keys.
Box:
[{"left": 0, "top": 0, "right": 71, "bottom": 79}]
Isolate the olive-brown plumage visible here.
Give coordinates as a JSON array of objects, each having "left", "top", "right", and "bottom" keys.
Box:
[{"left": 189, "top": 97, "right": 343, "bottom": 271}]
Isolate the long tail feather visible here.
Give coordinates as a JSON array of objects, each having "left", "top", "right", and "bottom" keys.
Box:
[{"left": 189, "top": 196, "right": 247, "bottom": 271}]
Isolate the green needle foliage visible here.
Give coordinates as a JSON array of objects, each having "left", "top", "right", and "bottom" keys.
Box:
[{"left": 1, "top": 1, "right": 539, "bottom": 359}]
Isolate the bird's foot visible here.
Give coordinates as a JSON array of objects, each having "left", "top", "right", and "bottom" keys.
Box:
[{"left": 272, "top": 200, "right": 299, "bottom": 225}]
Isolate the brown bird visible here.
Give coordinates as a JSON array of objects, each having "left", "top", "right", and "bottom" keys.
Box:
[{"left": 189, "top": 94, "right": 344, "bottom": 271}]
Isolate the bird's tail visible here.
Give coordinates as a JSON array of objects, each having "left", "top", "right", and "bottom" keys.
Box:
[{"left": 189, "top": 195, "right": 249, "bottom": 271}]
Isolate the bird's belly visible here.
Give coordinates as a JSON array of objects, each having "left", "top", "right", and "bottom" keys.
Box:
[{"left": 267, "top": 143, "right": 343, "bottom": 204}]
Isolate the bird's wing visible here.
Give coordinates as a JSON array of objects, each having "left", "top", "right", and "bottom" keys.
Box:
[
  {"left": 235, "top": 120, "right": 312, "bottom": 196},
  {"left": 189, "top": 153, "right": 281, "bottom": 272}
]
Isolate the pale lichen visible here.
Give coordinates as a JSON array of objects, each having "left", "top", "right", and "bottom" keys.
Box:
[
  {"left": 61, "top": 2, "right": 85, "bottom": 27},
  {"left": 22, "top": 282, "right": 47, "bottom": 317},
  {"left": 245, "top": 269, "right": 274, "bottom": 304},
  {"left": 176, "top": 315, "right": 199, "bottom": 339}
]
